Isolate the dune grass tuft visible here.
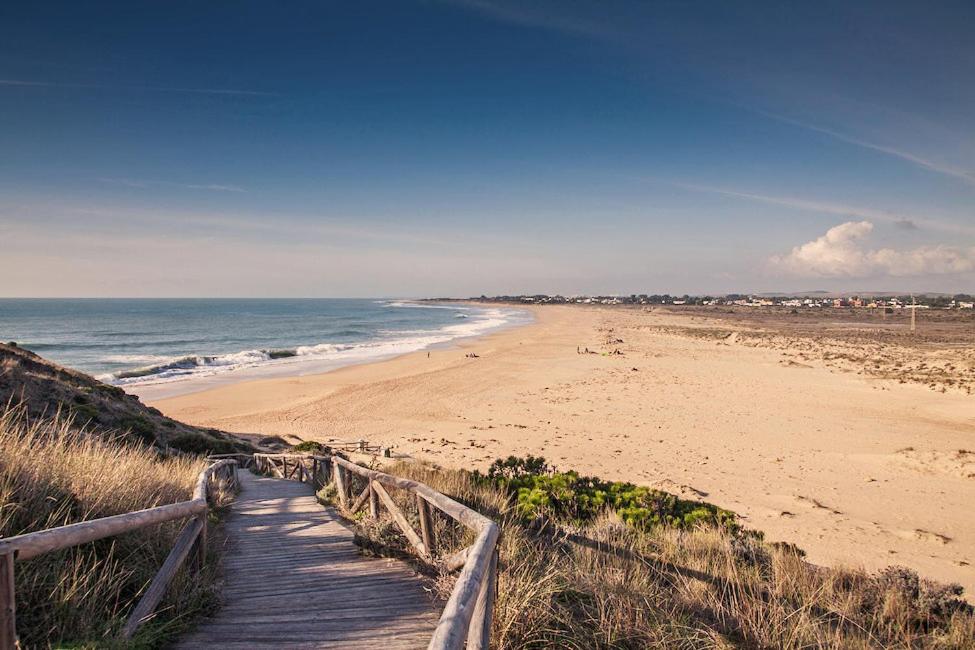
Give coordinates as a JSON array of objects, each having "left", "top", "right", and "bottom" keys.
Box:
[
  {"left": 0, "top": 406, "right": 226, "bottom": 648},
  {"left": 344, "top": 459, "right": 974, "bottom": 649}
]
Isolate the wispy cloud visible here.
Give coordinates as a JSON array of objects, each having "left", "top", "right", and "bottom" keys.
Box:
[
  {"left": 98, "top": 178, "right": 246, "bottom": 193},
  {"left": 0, "top": 79, "right": 274, "bottom": 97},
  {"left": 0, "top": 201, "right": 466, "bottom": 249},
  {"left": 665, "top": 180, "right": 975, "bottom": 237},
  {"left": 758, "top": 111, "right": 975, "bottom": 187}
]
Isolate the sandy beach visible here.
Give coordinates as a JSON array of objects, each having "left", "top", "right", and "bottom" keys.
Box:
[{"left": 148, "top": 304, "right": 975, "bottom": 594}]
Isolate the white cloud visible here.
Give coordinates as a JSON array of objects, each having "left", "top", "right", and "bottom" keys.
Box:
[{"left": 771, "top": 221, "right": 975, "bottom": 277}]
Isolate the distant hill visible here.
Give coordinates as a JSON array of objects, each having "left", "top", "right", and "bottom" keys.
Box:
[{"left": 0, "top": 342, "right": 253, "bottom": 454}]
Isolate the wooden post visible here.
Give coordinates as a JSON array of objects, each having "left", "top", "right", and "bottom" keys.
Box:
[
  {"left": 282, "top": 458, "right": 289, "bottom": 480},
  {"left": 121, "top": 515, "right": 204, "bottom": 639},
  {"left": 333, "top": 463, "right": 348, "bottom": 508},
  {"left": 371, "top": 482, "right": 428, "bottom": 557},
  {"left": 349, "top": 484, "right": 372, "bottom": 514},
  {"left": 466, "top": 548, "right": 498, "bottom": 650},
  {"left": 417, "top": 495, "right": 435, "bottom": 556},
  {"left": 368, "top": 483, "right": 379, "bottom": 518},
  {"left": 0, "top": 553, "right": 15, "bottom": 650},
  {"left": 194, "top": 514, "right": 207, "bottom": 572},
  {"left": 358, "top": 439, "right": 366, "bottom": 453}
]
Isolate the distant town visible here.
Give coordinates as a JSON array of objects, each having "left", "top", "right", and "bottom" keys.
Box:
[{"left": 473, "top": 293, "right": 975, "bottom": 310}]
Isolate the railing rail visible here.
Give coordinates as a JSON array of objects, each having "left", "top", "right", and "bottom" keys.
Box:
[
  {"left": 0, "top": 458, "right": 238, "bottom": 649},
  {"left": 253, "top": 453, "right": 499, "bottom": 650}
]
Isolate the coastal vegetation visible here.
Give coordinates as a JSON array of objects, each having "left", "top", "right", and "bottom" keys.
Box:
[
  {"left": 347, "top": 457, "right": 974, "bottom": 649},
  {"left": 483, "top": 455, "right": 738, "bottom": 532},
  {"left": 0, "top": 407, "right": 228, "bottom": 648},
  {"left": 0, "top": 342, "right": 253, "bottom": 455}
]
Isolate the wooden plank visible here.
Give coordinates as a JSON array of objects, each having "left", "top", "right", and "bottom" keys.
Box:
[
  {"left": 0, "top": 460, "right": 235, "bottom": 562},
  {"left": 332, "top": 463, "right": 348, "bottom": 508},
  {"left": 428, "top": 523, "right": 499, "bottom": 650},
  {"left": 0, "top": 499, "right": 205, "bottom": 561},
  {"left": 121, "top": 515, "right": 204, "bottom": 638},
  {"left": 417, "top": 495, "right": 435, "bottom": 556},
  {"left": 444, "top": 545, "right": 470, "bottom": 572},
  {"left": 370, "top": 481, "right": 428, "bottom": 557},
  {"left": 244, "top": 455, "right": 502, "bottom": 648},
  {"left": 349, "top": 484, "right": 372, "bottom": 514},
  {"left": 369, "top": 483, "right": 379, "bottom": 518},
  {"left": 174, "top": 471, "right": 439, "bottom": 649},
  {"left": 466, "top": 548, "right": 498, "bottom": 650},
  {"left": 332, "top": 456, "right": 494, "bottom": 531},
  {"left": 0, "top": 553, "right": 15, "bottom": 650}
]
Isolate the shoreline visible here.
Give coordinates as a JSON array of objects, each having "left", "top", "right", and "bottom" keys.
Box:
[
  {"left": 130, "top": 301, "right": 531, "bottom": 401},
  {"left": 150, "top": 304, "right": 975, "bottom": 595}
]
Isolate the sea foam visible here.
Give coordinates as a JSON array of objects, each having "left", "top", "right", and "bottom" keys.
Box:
[{"left": 100, "top": 303, "right": 524, "bottom": 388}]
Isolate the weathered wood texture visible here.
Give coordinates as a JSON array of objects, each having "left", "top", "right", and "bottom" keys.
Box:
[
  {"left": 0, "top": 553, "right": 14, "bottom": 650},
  {"left": 175, "top": 471, "right": 439, "bottom": 649},
  {"left": 0, "top": 459, "right": 236, "bottom": 648},
  {"left": 255, "top": 454, "right": 500, "bottom": 650},
  {"left": 121, "top": 515, "right": 205, "bottom": 638}
]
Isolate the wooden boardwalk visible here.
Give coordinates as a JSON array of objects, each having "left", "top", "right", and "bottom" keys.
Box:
[{"left": 175, "top": 471, "right": 441, "bottom": 649}]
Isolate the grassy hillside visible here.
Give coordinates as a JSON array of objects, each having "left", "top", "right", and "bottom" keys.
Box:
[
  {"left": 340, "top": 458, "right": 975, "bottom": 649},
  {"left": 0, "top": 407, "right": 232, "bottom": 648},
  {"left": 0, "top": 342, "right": 252, "bottom": 454}
]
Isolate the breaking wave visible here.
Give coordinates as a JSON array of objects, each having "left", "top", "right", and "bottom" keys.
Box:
[{"left": 100, "top": 305, "right": 524, "bottom": 388}]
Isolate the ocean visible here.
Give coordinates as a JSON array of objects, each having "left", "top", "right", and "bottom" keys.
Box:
[{"left": 0, "top": 299, "right": 530, "bottom": 396}]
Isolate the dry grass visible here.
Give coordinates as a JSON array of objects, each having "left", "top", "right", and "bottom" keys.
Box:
[
  {"left": 0, "top": 406, "right": 227, "bottom": 648},
  {"left": 345, "top": 461, "right": 975, "bottom": 650}
]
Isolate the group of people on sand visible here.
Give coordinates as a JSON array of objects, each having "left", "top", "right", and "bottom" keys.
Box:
[{"left": 576, "top": 346, "right": 623, "bottom": 355}]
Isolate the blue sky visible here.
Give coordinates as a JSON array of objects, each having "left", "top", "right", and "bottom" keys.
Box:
[{"left": 1, "top": 0, "right": 973, "bottom": 297}]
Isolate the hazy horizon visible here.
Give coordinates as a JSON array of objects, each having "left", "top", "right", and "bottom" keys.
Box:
[{"left": 2, "top": 1, "right": 973, "bottom": 297}]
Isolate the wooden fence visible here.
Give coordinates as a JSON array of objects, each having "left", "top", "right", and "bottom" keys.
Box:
[
  {"left": 0, "top": 459, "right": 238, "bottom": 649},
  {"left": 253, "top": 453, "right": 500, "bottom": 650}
]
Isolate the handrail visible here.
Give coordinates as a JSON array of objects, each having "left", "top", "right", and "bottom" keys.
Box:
[
  {"left": 0, "top": 458, "right": 238, "bottom": 649},
  {"left": 253, "top": 452, "right": 500, "bottom": 650}
]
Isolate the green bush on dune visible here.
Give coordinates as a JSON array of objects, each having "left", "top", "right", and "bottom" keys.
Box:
[
  {"left": 352, "top": 458, "right": 974, "bottom": 648},
  {"left": 480, "top": 455, "right": 738, "bottom": 532},
  {"left": 291, "top": 440, "right": 330, "bottom": 454}
]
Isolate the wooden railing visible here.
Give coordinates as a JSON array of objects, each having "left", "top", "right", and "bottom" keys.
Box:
[
  {"left": 253, "top": 453, "right": 500, "bottom": 650},
  {"left": 0, "top": 459, "right": 238, "bottom": 650}
]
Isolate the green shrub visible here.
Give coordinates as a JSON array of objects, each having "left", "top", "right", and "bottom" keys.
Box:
[
  {"left": 119, "top": 415, "right": 156, "bottom": 444},
  {"left": 69, "top": 401, "right": 100, "bottom": 425},
  {"left": 480, "top": 455, "right": 738, "bottom": 532},
  {"left": 292, "top": 440, "right": 330, "bottom": 454},
  {"left": 316, "top": 483, "right": 338, "bottom": 506},
  {"left": 167, "top": 433, "right": 238, "bottom": 456}
]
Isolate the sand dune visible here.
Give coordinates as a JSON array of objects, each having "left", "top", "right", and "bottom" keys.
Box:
[{"left": 147, "top": 305, "right": 975, "bottom": 594}]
